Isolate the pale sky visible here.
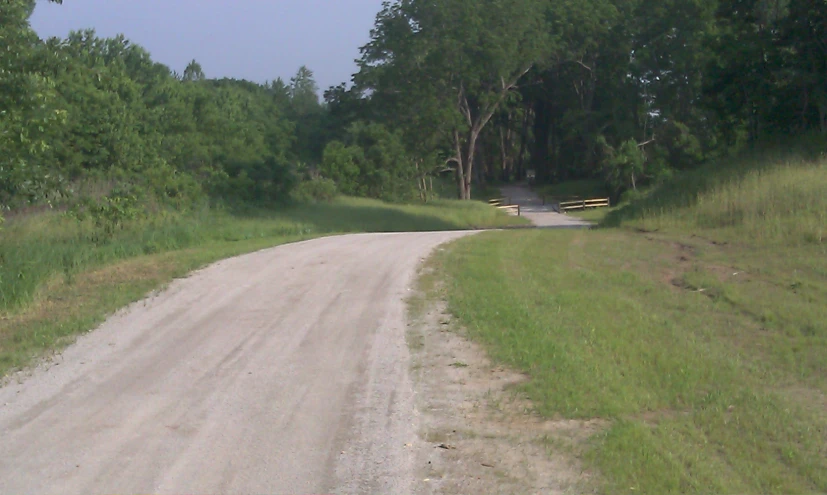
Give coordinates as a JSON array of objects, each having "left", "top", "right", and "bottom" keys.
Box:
[{"left": 30, "top": 0, "right": 386, "bottom": 91}]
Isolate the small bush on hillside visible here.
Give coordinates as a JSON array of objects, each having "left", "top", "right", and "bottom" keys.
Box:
[
  {"left": 70, "top": 186, "right": 144, "bottom": 238},
  {"left": 140, "top": 159, "right": 205, "bottom": 210},
  {"left": 291, "top": 177, "right": 337, "bottom": 203},
  {"left": 320, "top": 122, "right": 419, "bottom": 202},
  {"left": 218, "top": 157, "right": 297, "bottom": 204}
]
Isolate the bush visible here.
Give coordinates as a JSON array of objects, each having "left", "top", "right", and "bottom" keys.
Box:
[
  {"left": 320, "top": 123, "right": 419, "bottom": 202},
  {"left": 70, "top": 185, "right": 144, "bottom": 238},
  {"left": 291, "top": 177, "right": 338, "bottom": 203}
]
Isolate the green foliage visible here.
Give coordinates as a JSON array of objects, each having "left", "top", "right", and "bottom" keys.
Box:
[
  {"left": 356, "top": 0, "right": 548, "bottom": 199},
  {"left": 71, "top": 186, "right": 144, "bottom": 237},
  {"left": 291, "top": 177, "right": 338, "bottom": 203},
  {"left": 286, "top": 67, "right": 326, "bottom": 164},
  {"left": 320, "top": 141, "right": 361, "bottom": 193},
  {"left": 2, "top": 10, "right": 320, "bottom": 217},
  {"left": 321, "top": 122, "right": 418, "bottom": 201},
  {"left": 0, "top": 0, "right": 66, "bottom": 207},
  {"left": 601, "top": 137, "right": 646, "bottom": 193}
]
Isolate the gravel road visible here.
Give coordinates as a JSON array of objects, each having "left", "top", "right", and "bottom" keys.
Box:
[{"left": 0, "top": 231, "right": 472, "bottom": 495}]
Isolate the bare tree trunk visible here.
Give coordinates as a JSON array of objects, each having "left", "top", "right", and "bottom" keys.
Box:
[
  {"left": 456, "top": 129, "right": 480, "bottom": 200},
  {"left": 454, "top": 131, "right": 467, "bottom": 199},
  {"left": 415, "top": 161, "right": 425, "bottom": 202}
]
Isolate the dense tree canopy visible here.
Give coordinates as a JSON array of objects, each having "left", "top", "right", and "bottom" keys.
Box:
[
  {"left": 345, "top": 0, "right": 825, "bottom": 198},
  {"left": 0, "top": 0, "right": 328, "bottom": 214},
  {"left": 1, "top": 0, "right": 824, "bottom": 213}
]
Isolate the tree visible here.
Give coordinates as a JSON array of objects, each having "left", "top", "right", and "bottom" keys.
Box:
[
  {"left": 357, "top": 0, "right": 548, "bottom": 199},
  {"left": 289, "top": 66, "right": 320, "bottom": 116},
  {"left": 182, "top": 59, "right": 206, "bottom": 82},
  {"left": 285, "top": 67, "right": 325, "bottom": 164},
  {"left": 780, "top": 0, "right": 827, "bottom": 133},
  {"left": 320, "top": 122, "right": 416, "bottom": 201},
  {"left": 0, "top": 0, "right": 65, "bottom": 206}
]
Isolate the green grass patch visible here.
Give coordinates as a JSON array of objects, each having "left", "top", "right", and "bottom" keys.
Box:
[
  {"left": 569, "top": 207, "right": 615, "bottom": 223},
  {"left": 430, "top": 145, "right": 827, "bottom": 493},
  {"left": 432, "top": 229, "right": 827, "bottom": 494},
  {"left": 0, "top": 195, "right": 524, "bottom": 377}
]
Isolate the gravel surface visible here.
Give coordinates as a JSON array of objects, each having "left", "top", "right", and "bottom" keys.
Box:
[{"left": 0, "top": 231, "right": 472, "bottom": 495}]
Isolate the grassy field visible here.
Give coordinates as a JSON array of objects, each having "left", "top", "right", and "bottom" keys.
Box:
[
  {"left": 0, "top": 195, "right": 524, "bottom": 378},
  {"left": 431, "top": 151, "right": 827, "bottom": 493}
]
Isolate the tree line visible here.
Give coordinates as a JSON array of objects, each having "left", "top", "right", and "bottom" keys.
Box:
[
  {"left": 2, "top": 0, "right": 825, "bottom": 220},
  {"left": 342, "top": 0, "right": 825, "bottom": 199},
  {"left": 2, "top": 0, "right": 333, "bottom": 228}
]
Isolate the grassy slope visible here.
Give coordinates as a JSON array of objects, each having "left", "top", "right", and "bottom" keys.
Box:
[
  {"left": 432, "top": 152, "right": 827, "bottom": 494},
  {"left": 0, "top": 195, "right": 525, "bottom": 377}
]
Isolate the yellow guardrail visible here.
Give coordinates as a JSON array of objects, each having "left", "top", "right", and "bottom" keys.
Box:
[
  {"left": 487, "top": 197, "right": 510, "bottom": 207},
  {"left": 488, "top": 197, "right": 520, "bottom": 216},
  {"left": 496, "top": 204, "right": 521, "bottom": 216},
  {"left": 558, "top": 198, "right": 611, "bottom": 212}
]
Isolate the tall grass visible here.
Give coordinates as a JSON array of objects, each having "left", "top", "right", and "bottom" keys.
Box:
[{"left": 606, "top": 149, "right": 827, "bottom": 246}]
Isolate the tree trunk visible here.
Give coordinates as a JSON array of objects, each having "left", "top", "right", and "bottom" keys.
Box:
[
  {"left": 454, "top": 129, "right": 479, "bottom": 200},
  {"left": 455, "top": 160, "right": 466, "bottom": 200},
  {"left": 463, "top": 131, "right": 479, "bottom": 200},
  {"left": 452, "top": 66, "right": 533, "bottom": 199}
]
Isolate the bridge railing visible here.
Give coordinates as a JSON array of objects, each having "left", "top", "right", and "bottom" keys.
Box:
[{"left": 487, "top": 197, "right": 521, "bottom": 217}]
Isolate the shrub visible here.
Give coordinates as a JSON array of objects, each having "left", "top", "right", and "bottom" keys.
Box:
[
  {"left": 70, "top": 185, "right": 144, "bottom": 238},
  {"left": 291, "top": 177, "right": 338, "bottom": 203}
]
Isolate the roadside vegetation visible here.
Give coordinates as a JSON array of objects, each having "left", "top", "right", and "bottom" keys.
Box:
[
  {"left": 432, "top": 148, "right": 827, "bottom": 494},
  {"left": 3, "top": 0, "right": 826, "bottom": 490},
  {"left": 3, "top": 0, "right": 533, "bottom": 378},
  {"left": 0, "top": 197, "right": 521, "bottom": 377}
]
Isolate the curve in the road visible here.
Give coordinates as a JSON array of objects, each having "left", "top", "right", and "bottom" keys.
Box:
[{"left": 0, "top": 231, "right": 471, "bottom": 495}]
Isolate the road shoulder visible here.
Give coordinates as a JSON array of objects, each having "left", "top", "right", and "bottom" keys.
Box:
[{"left": 406, "top": 257, "right": 600, "bottom": 495}]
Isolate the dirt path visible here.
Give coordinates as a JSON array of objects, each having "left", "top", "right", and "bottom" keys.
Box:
[
  {"left": 0, "top": 232, "right": 472, "bottom": 495},
  {"left": 499, "top": 184, "right": 592, "bottom": 229}
]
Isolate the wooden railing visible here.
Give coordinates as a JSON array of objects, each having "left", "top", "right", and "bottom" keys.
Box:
[
  {"left": 558, "top": 198, "right": 611, "bottom": 212},
  {"left": 488, "top": 197, "right": 521, "bottom": 216}
]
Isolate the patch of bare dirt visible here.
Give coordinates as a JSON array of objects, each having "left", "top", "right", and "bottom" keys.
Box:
[{"left": 408, "top": 296, "right": 602, "bottom": 495}]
